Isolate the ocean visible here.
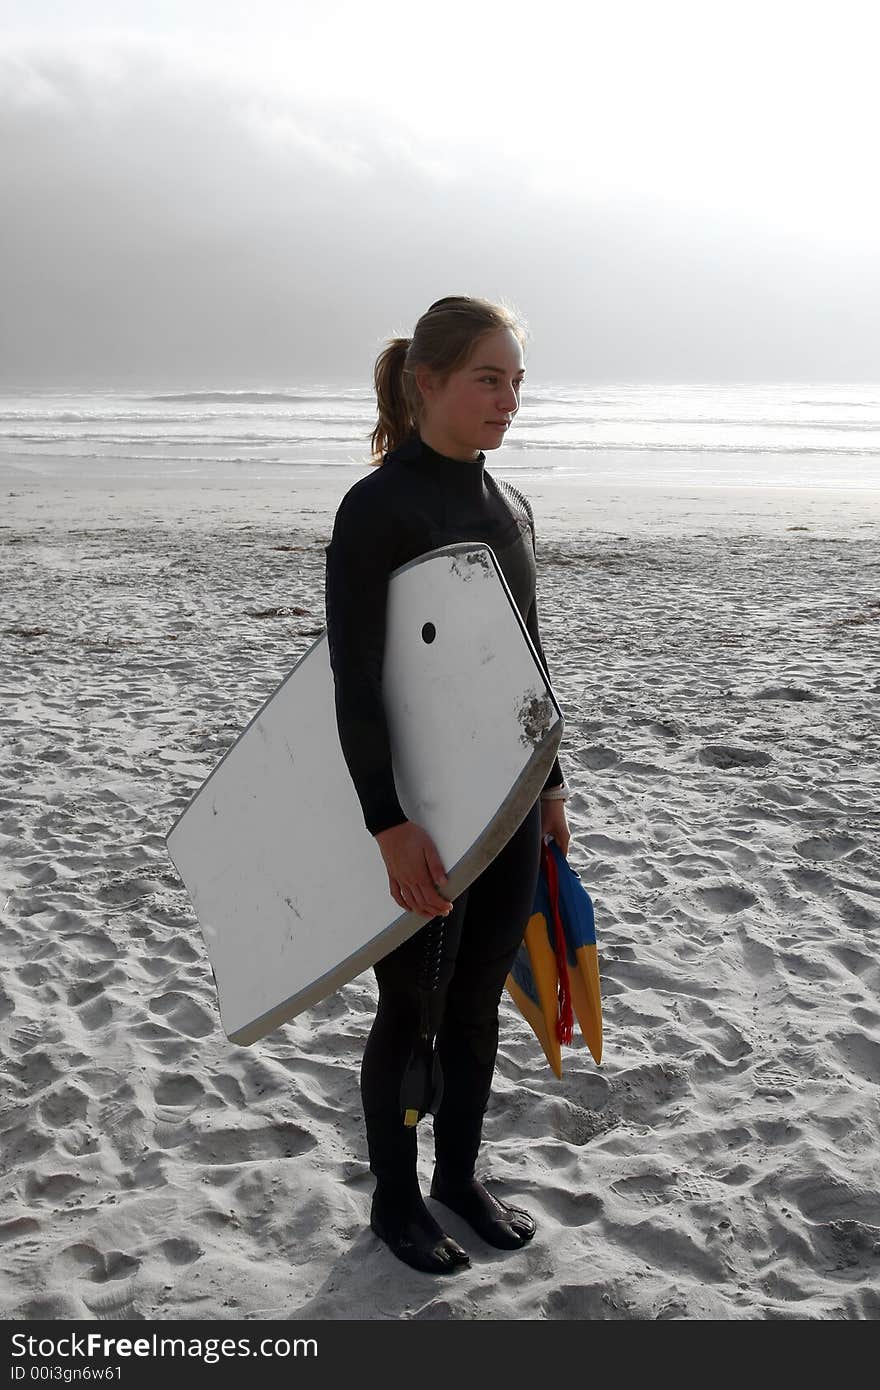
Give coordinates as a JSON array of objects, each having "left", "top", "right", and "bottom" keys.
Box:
[{"left": 2, "top": 382, "right": 879, "bottom": 490}]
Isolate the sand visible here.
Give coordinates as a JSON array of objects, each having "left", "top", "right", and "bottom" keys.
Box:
[{"left": 1, "top": 456, "right": 879, "bottom": 1321}]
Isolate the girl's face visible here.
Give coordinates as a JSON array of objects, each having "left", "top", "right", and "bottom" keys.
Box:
[{"left": 416, "top": 327, "right": 525, "bottom": 460}]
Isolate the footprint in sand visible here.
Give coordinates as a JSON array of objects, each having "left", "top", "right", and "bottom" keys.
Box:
[
  {"left": 38, "top": 1083, "right": 89, "bottom": 1128},
  {"left": 610, "top": 1170, "right": 673, "bottom": 1206},
  {"left": 155, "top": 1072, "right": 206, "bottom": 1107},
  {"left": 164, "top": 938, "right": 201, "bottom": 964},
  {"left": 611, "top": 1060, "right": 691, "bottom": 1124},
  {"left": 648, "top": 718, "right": 682, "bottom": 739},
  {"left": 0, "top": 1215, "right": 40, "bottom": 1244},
  {"left": 786, "top": 864, "right": 837, "bottom": 897},
  {"left": 829, "top": 1029, "right": 880, "bottom": 1085},
  {"left": 752, "top": 1066, "right": 799, "bottom": 1098},
  {"left": 543, "top": 1282, "right": 633, "bottom": 1320},
  {"left": 67, "top": 979, "right": 104, "bottom": 1008},
  {"left": 25, "top": 1171, "right": 83, "bottom": 1202},
  {"left": 149, "top": 991, "right": 214, "bottom": 1038},
  {"left": 739, "top": 934, "right": 772, "bottom": 978},
  {"left": 538, "top": 1185, "right": 604, "bottom": 1226},
  {"left": 552, "top": 1099, "right": 619, "bottom": 1146},
  {"left": 183, "top": 1119, "right": 316, "bottom": 1165},
  {"left": 809, "top": 1219, "right": 880, "bottom": 1275},
  {"left": 79, "top": 993, "right": 114, "bottom": 1030},
  {"left": 8, "top": 1047, "right": 63, "bottom": 1092},
  {"left": 698, "top": 744, "right": 773, "bottom": 769},
  {"left": 211, "top": 1073, "right": 246, "bottom": 1107},
  {"left": 159, "top": 1236, "right": 203, "bottom": 1266},
  {"left": 794, "top": 832, "right": 860, "bottom": 861},
  {"left": 786, "top": 1172, "right": 880, "bottom": 1224},
  {"left": 582, "top": 745, "right": 620, "bottom": 769},
  {"left": 55, "top": 1242, "right": 141, "bottom": 1284},
  {"left": 753, "top": 685, "right": 820, "bottom": 702},
  {"left": 696, "top": 882, "right": 759, "bottom": 914},
  {"left": 95, "top": 874, "right": 159, "bottom": 906},
  {"left": 15, "top": 963, "right": 49, "bottom": 986},
  {"left": 8, "top": 1292, "right": 88, "bottom": 1319}
]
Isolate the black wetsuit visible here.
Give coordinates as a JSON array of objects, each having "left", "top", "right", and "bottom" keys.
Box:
[
  {"left": 324, "top": 432, "right": 564, "bottom": 1257},
  {"left": 324, "top": 432, "right": 563, "bottom": 834}
]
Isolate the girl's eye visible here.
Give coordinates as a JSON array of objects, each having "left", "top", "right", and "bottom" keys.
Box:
[{"left": 482, "top": 377, "right": 524, "bottom": 387}]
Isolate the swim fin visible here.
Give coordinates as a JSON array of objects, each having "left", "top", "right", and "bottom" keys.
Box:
[{"left": 505, "top": 835, "right": 603, "bottom": 1072}]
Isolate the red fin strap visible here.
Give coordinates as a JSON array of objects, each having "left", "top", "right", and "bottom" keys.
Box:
[{"left": 543, "top": 840, "right": 574, "bottom": 1045}]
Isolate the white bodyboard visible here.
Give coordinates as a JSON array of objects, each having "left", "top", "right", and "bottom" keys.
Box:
[{"left": 166, "top": 543, "right": 563, "bottom": 1044}]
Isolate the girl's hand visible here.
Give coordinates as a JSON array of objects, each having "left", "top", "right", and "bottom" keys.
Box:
[
  {"left": 540, "top": 798, "right": 571, "bottom": 857},
  {"left": 373, "top": 820, "right": 454, "bottom": 917}
]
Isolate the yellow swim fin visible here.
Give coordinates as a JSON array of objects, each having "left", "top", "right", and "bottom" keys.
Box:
[
  {"left": 568, "top": 943, "right": 603, "bottom": 1065},
  {"left": 505, "top": 911, "right": 563, "bottom": 1079}
]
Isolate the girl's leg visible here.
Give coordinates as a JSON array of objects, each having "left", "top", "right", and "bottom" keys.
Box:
[
  {"left": 360, "top": 893, "right": 471, "bottom": 1273},
  {"left": 430, "top": 798, "right": 542, "bottom": 1248}
]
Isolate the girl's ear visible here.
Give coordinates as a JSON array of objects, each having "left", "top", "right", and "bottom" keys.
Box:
[{"left": 414, "top": 364, "right": 436, "bottom": 402}]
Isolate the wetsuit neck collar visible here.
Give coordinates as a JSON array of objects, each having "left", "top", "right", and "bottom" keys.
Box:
[{"left": 389, "top": 433, "right": 486, "bottom": 489}]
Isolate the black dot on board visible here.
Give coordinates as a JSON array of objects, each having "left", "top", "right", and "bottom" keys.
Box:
[{"left": 421, "top": 622, "right": 436, "bottom": 643}]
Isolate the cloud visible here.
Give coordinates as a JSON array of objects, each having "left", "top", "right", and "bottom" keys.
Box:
[
  {"left": 2, "top": 32, "right": 878, "bottom": 386},
  {"left": 1, "top": 37, "right": 503, "bottom": 383}
]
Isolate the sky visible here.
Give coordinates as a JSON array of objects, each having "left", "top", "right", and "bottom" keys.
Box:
[{"left": 1, "top": 0, "right": 879, "bottom": 387}]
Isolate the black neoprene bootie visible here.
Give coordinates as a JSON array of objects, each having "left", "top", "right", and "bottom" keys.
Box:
[
  {"left": 430, "top": 1166, "right": 537, "bottom": 1250},
  {"left": 370, "top": 1185, "right": 471, "bottom": 1275}
]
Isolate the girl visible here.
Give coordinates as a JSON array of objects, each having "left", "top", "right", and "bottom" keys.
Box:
[{"left": 324, "top": 295, "right": 570, "bottom": 1274}]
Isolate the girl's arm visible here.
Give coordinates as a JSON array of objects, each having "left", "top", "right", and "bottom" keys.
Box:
[{"left": 324, "top": 485, "right": 409, "bottom": 836}]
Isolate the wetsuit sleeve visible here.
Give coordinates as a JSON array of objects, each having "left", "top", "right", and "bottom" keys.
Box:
[
  {"left": 521, "top": 497, "right": 565, "bottom": 792},
  {"left": 324, "top": 485, "right": 409, "bottom": 836}
]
